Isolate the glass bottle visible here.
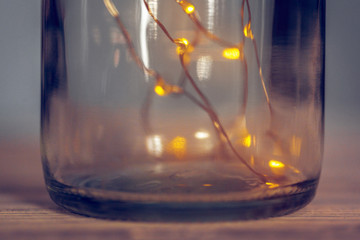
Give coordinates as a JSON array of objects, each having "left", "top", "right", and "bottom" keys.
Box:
[{"left": 41, "top": 0, "right": 325, "bottom": 221}]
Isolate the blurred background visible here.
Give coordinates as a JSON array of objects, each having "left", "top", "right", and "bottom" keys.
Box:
[{"left": 0, "top": 0, "right": 359, "bottom": 196}]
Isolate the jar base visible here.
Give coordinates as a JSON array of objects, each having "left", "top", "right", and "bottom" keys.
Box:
[{"left": 44, "top": 171, "right": 318, "bottom": 221}]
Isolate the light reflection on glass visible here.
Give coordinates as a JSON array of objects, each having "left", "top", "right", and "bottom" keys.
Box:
[
  {"left": 110, "top": 27, "right": 124, "bottom": 44},
  {"left": 140, "top": 0, "right": 151, "bottom": 81},
  {"left": 250, "top": 155, "right": 255, "bottom": 166},
  {"left": 113, "top": 48, "right": 120, "bottom": 68},
  {"left": 194, "top": 131, "right": 210, "bottom": 139},
  {"left": 272, "top": 143, "right": 282, "bottom": 156},
  {"left": 92, "top": 27, "right": 101, "bottom": 45},
  {"left": 290, "top": 136, "right": 302, "bottom": 157},
  {"left": 146, "top": 135, "right": 163, "bottom": 157},
  {"left": 148, "top": 0, "right": 159, "bottom": 40},
  {"left": 266, "top": 182, "right": 280, "bottom": 189},
  {"left": 167, "top": 136, "right": 187, "bottom": 159},
  {"left": 207, "top": 0, "right": 217, "bottom": 33},
  {"left": 196, "top": 56, "right": 213, "bottom": 81},
  {"left": 203, "top": 184, "right": 212, "bottom": 187}
]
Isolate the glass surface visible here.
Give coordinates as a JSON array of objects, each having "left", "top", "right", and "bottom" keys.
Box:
[{"left": 41, "top": 0, "right": 325, "bottom": 221}]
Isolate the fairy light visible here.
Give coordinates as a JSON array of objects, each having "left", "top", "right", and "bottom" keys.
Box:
[
  {"left": 269, "top": 160, "right": 285, "bottom": 169},
  {"left": 241, "top": 135, "right": 252, "bottom": 148},
  {"left": 175, "top": 38, "right": 190, "bottom": 55},
  {"left": 102, "top": 0, "right": 292, "bottom": 185},
  {"left": 269, "top": 160, "right": 285, "bottom": 176},
  {"left": 244, "top": 23, "right": 254, "bottom": 39},
  {"left": 176, "top": 0, "right": 195, "bottom": 14},
  {"left": 154, "top": 77, "right": 183, "bottom": 96},
  {"left": 154, "top": 85, "right": 167, "bottom": 96}
]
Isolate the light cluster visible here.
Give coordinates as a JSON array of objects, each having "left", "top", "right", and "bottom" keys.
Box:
[{"left": 103, "top": 0, "right": 300, "bottom": 186}]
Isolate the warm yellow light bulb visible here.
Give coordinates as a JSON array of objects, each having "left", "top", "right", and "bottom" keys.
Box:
[
  {"left": 154, "top": 78, "right": 170, "bottom": 96},
  {"left": 185, "top": 5, "right": 195, "bottom": 14},
  {"left": 175, "top": 38, "right": 190, "bottom": 55},
  {"left": 223, "top": 48, "right": 241, "bottom": 60},
  {"left": 242, "top": 135, "right": 252, "bottom": 148},
  {"left": 154, "top": 85, "right": 167, "bottom": 96},
  {"left": 269, "top": 160, "right": 285, "bottom": 176},
  {"left": 269, "top": 160, "right": 285, "bottom": 169},
  {"left": 244, "top": 23, "right": 254, "bottom": 39},
  {"left": 154, "top": 78, "right": 183, "bottom": 96},
  {"left": 177, "top": 1, "right": 195, "bottom": 14}
]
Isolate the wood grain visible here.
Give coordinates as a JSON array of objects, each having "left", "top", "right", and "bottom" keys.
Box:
[{"left": 1, "top": 132, "right": 360, "bottom": 239}]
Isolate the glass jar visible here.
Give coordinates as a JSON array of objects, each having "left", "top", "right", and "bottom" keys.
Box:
[{"left": 41, "top": 0, "right": 325, "bottom": 221}]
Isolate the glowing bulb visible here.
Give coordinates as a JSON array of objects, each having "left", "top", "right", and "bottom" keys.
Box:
[
  {"left": 195, "top": 131, "right": 210, "bottom": 139},
  {"left": 223, "top": 48, "right": 241, "bottom": 60},
  {"left": 185, "top": 5, "right": 195, "bottom": 14},
  {"left": 177, "top": 1, "right": 195, "bottom": 14},
  {"left": 269, "top": 160, "right": 286, "bottom": 176},
  {"left": 244, "top": 23, "right": 254, "bottom": 39},
  {"left": 241, "top": 135, "right": 252, "bottom": 148},
  {"left": 269, "top": 160, "right": 285, "bottom": 169},
  {"left": 203, "top": 184, "right": 212, "bottom": 187},
  {"left": 175, "top": 38, "right": 191, "bottom": 55},
  {"left": 167, "top": 136, "right": 187, "bottom": 159},
  {"left": 154, "top": 85, "right": 167, "bottom": 96},
  {"left": 154, "top": 78, "right": 182, "bottom": 96},
  {"left": 175, "top": 38, "right": 189, "bottom": 47}
]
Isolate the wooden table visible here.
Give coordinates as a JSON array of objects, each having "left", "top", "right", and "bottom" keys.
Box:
[{"left": 1, "top": 123, "right": 360, "bottom": 240}]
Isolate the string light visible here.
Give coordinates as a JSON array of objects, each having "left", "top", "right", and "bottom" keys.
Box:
[
  {"left": 176, "top": 0, "right": 195, "bottom": 15},
  {"left": 269, "top": 160, "right": 285, "bottom": 169},
  {"left": 102, "top": 0, "right": 297, "bottom": 185},
  {"left": 241, "top": 135, "right": 252, "bottom": 148},
  {"left": 154, "top": 77, "right": 183, "bottom": 96},
  {"left": 244, "top": 23, "right": 254, "bottom": 39},
  {"left": 174, "top": 38, "right": 191, "bottom": 55}
]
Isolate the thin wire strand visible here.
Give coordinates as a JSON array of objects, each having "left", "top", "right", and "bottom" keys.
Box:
[{"left": 104, "top": 0, "right": 268, "bottom": 183}]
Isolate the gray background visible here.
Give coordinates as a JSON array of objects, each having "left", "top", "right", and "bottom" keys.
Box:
[{"left": 0, "top": 0, "right": 359, "bottom": 143}]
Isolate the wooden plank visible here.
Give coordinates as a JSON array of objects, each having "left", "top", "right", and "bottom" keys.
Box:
[{"left": 1, "top": 138, "right": 360, "bottom": 239}]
